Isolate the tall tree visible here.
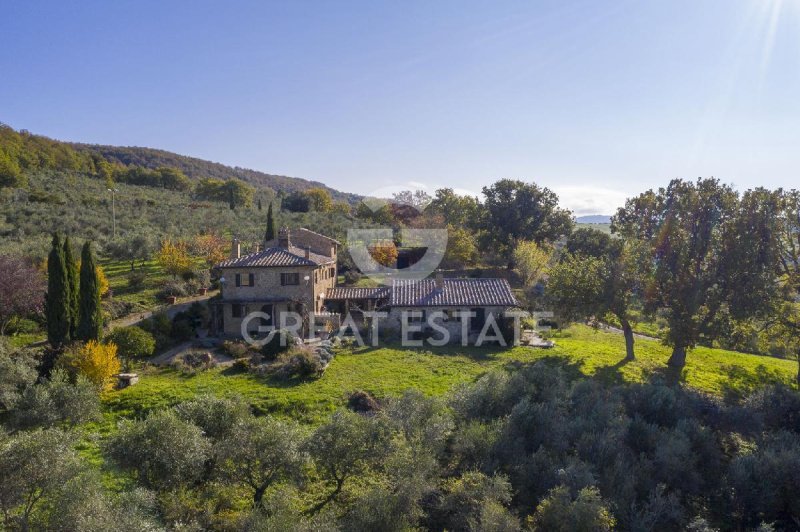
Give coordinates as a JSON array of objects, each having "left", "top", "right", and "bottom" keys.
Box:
[
  {"left": 548, "top": 239, "right": 642, "bottom": 360},
  {"left": 76, "top": 242, "right": 103, "bottom": 342},
  {"left": 613, "top": 179, "right": 779, "bottom": 368},
  {"left": 265, "top": 201, "right": 276, "bottom": 242},
  {"left": 513, "top": 240, "right": 553, "bottom": 287},
  {"left": 46, "top": 233, "right": 71, "bottom": 347},
  {"left": 63, "top": 236, "right": 79, "bottom": 338},
  {"left": 481, "top": 179, "right": 573, "bottom": 266},
  {"left": 770, "top": 189, "right": 800, "bottom": 383}
]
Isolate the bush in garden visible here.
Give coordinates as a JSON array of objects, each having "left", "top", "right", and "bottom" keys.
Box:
[
  {"left": 275, "top": 349, "right": 324, "bottom": 379},
  {"left": 105, "top": 326, "right": 155, "bottom": 359},
  {"left": 348, "top": 390, "right": 381, "bottom": 414},
  {"left": 157, "top": 280, "right": 188, "bottom": 300},
  {"left": 126, "top": 270, "right": 147, "bottom": 290},
  {"left": 57, "top": 340, "right": 121, "bottom": 391},
  {"left": 261, "top": 329, "right": 298, "bottom": 360},
  {"left": 221, "top": 340, "right": 251, "bottom": 359}
]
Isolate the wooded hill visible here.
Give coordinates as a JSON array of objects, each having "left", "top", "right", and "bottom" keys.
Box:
[
  {"left": 72, "top": 143, "right": 358, "bottom": 203},
  {"left": 0, "top": 122, "right": 356, "bottom": 202}
]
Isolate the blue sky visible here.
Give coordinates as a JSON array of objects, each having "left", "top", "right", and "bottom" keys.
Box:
[{"left": 2, "top": 0, "right": 799, "bottom": 215}]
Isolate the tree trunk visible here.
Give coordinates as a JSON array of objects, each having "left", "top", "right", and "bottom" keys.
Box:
[
  {"left": 796, "top": 354, "right": 800, "bottom": 387},
  {"left": 253, "top": 484, "right": 267, "bottom": 506},
  {"left": 668, "top": 345, "right": 687, "bottom": 368},
  {"left": 621, "top": 319, "right": 635, "bottom": 361}
]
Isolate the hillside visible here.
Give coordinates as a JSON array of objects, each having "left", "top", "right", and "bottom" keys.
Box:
[
  {"left": 575, "top": 214, "right": 612, "bottom": 224},
  {"left": 73, "top": 143, "right": 359, "bottom": 203}
]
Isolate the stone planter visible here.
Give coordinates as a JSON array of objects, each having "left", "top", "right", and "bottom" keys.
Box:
[{"left": 166, "top": 295, "right": 178, "bottom": 304}]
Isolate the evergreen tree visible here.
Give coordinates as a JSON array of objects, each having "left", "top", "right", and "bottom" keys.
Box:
[
  {"left": 265, "top": 202, "right": 276, "bottom": 242},
  {"left": 257, "top": 198, "right": 262, "bottom": 211},
  {"left": 76, "top": 242, "right": 103, "bottom": 342},
  {"left": 46, "top": 233, "right": 71, "bottom": 347},
  {"left": 63, "top": 236, "right": 79, "bottom": 337}
]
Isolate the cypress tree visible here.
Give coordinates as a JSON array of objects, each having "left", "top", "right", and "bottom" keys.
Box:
[
  {"left": 265, "top": 202, "right": 276, "bottom": 242},
  {"left": 76, "top": 241, "right": 103, "bottom": 342},
  {"left": 63, "top": 236, "right": 80, "bottom": 337},
  {"left": 257, "top": 198, "right": 263, "bottom": 210},
  {"left": 46, "top": 233, "right": 71, "bottom": 347}
]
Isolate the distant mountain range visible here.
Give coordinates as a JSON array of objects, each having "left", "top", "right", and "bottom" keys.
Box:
[
  {"left": 71, "top": 143, "right": 359, "bottom": 203},
  {"left": 575, "top": 215, "right": 612, "bottom": 224}
]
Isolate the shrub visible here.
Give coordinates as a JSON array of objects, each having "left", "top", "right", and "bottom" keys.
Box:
[
  {"left": 105, "top": 326, "right": 156, "bottom": 359},
  {"left": 261, "top": 329, "right": 298, "bottom": 360},
  {"left": 101, "top": 299, "right": 135, "bottom": 320},
  {"left": 157, "top": 280, "right": 188, "bottom": 300},
  {"left": 58, "top": 340, "right": 121, "bottom": 391},
  {"left": 221, "top": 340, "right": 251, "bottom": 359},
  {"left": 106, "top": 410, "right": 211, "bottom": 490},
  {"left": 174, "top": 395, "right": 251, "bottom": 441},
  {"left": 126, "top": 270, "right": 147, "bottom": 290},
  {"left": 171, "top": 352, "right": 217, "bottom": 375},
  {"left": 348, "top": 390, "right": 380, "bottom": 413},
  {"left": 529, "top": 485, "right": 615, "bottom": 532},
  {"left": 0, "top": 339, "right": 38, "bottom": 412},
  {"left": 9, "top": 369, "right": 100, "bottom": 429},
  {"left": 275, "top": 348, "right": 324, "bottom": 379}
]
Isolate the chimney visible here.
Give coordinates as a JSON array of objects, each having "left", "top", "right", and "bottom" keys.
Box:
[
  {"left": 435, "top": 271, "right": 444, "bottom": 289},
  {"left": 305, "top": 246, "right": 311, "bottom": 259},
  {"left": 278, "top": 227, "right": 290, "bottom": 249},
  {"left": 230, "top": 238, "right": 241, "bottom": 259}
]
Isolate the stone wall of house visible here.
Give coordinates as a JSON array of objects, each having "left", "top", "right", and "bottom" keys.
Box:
[
  {"left": 382, "top": 306, "right": 510, "bottom": 344},
  {"left": 221, "top": 265, "right": 315, "bottom": 302},
  {"left": 222, "top": 301, "right": 294, "bottom": 336},
  {"left": 292, "top": 228, "right": 339, "bottom": 258}
]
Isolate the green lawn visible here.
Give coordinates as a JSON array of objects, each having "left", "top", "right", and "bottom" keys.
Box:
[{"left": 102, "top": 325, "right": 799, "bottom": 426}]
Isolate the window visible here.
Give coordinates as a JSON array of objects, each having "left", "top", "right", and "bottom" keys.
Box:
[
  {"left": 330, "top": 267, "right": 335, "bottom": 279},
  {"left": 281, "top": 272, "right": 300, "bottom": 285},
  {"left": 232, "top": 304, "right": 243, "bottom": 318},
  {"left": 235, "top": 273, "right": 255, "bottom": 287}
]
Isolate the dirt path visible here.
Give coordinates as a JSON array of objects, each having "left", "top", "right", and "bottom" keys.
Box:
[
  {"left": 107, "top": 291, "right": 218, "bottom": 330},
  {"left": 597, "top": 323, "right": 659, "bottom": 341}
]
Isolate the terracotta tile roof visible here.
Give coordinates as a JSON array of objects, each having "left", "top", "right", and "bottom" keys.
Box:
[
  {"left": 390, "top": 278, "right": 518, "bottom": 307},
  {"left": 326, "top": 287, "right": 391, "bottom": 300},
  {"left": 216, "top": 246, "right": 333, "bottom": 268}
]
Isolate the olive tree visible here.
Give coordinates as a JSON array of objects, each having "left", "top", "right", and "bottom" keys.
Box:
[
  {"left": 106, "top": 409, "right": 211, "bottom": 490},
  {"left": 304, "top": 410, "right": 391, "bottom": 513},
  {"left": 216, "top": 416, "right": 305, "bottom": 504},
  {"left": 0, "top": 428, "right": 84, "bottom": 530}
]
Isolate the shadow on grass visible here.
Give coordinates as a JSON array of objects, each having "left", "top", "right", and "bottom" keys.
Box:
[
  {"left": 719, "top": 363, "right": 793, "bottom": 402},
  {"left": 643, "top": 364, "right": 685, "bottom": 387},
  {"left": 592, "top": 357, "right": 634, "bottom": 386}
]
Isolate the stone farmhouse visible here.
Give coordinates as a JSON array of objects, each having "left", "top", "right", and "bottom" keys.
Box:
[{"left": 212, "top": 228, "right": 519, "bottom": 342}]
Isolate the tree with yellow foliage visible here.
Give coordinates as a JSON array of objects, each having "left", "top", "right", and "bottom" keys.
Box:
[
  {"left": 368, "top": 240, "right": 399, "bottom": 267},
  {"left": 157, "top": 239, "right": 192, "bottom": 278},
  {"left": 192, "top": 233, "right": 228, "bottom": 267},
  {"left": 59, "top": 340, "right": 121, "bottom": 391}
]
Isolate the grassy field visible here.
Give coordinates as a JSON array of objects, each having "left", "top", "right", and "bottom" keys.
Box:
[{"left": 102, "top": 325, "right": 798, "bottom": 427}]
